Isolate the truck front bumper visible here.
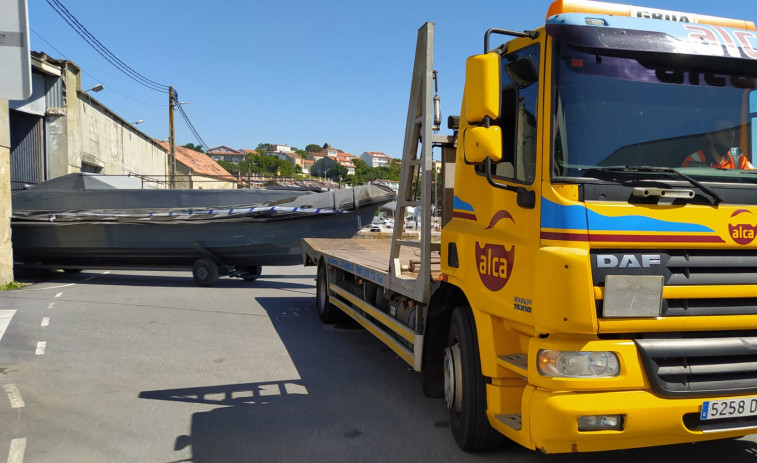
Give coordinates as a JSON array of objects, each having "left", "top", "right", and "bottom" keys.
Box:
[{"left": 521, "top": 387, "right": 755, "bottom": 453}]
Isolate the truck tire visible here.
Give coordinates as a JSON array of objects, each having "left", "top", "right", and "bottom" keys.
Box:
[
  {"left": 192, "top": 258, "right": 220, "bottom": 287},
  {"left": 316, "top": 261, "right": 340, "bottom": 323},
  {"left": 445, "top": 306, "right": 504, "bottom": 451}
]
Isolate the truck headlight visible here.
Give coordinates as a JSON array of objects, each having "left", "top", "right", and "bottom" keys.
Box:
[{"left": 537, "top": 350, "right": 620, "bottom": 378}]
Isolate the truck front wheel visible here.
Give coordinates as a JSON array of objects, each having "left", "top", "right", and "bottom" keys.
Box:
[{"left": 445, "top": 306, "right": 504, "bottom": 451}]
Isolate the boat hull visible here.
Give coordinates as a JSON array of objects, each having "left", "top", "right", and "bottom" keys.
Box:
[{"left": 11, "top": 206, "right": 376, "bottom": 269}]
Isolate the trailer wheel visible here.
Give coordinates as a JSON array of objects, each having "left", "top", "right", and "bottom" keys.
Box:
[
  {"left": 240, "top": 266, "right": 262, "bottom": 281},
  {"left": 193, "top": 258, "right": 219, "bottom": 287},
  {"left": 445, "top": 306, "right": 504, "bottom": 451},
  {"left": 316, "top": 261, "right": 339, "bottom": 323}
]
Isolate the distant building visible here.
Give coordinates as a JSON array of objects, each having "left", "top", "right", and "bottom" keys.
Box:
[
  {"left": 269, "top": 144, "right": 293, "bottom": 153},
  {"left": 309, "top": 144, "right": 356, "bottom": 176},
  {"left": 207, "top": 146, "right": 245, "bottom": 163},
  {"left": 360, "top": 151, "right": 392, "bottom": 168},
  {"left": 157, "top": 141, "right": 236, "bottom": 189},
  {"left": 302, "top": 159, "right": 314, "bottom": 176},
  {"left": 272, "top": 150, "right": 303, "bottom": 168}
]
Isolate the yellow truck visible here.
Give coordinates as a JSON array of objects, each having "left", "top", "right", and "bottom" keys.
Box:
[{"left": 302, "top": 0, "right": 757, "bottom": 453}]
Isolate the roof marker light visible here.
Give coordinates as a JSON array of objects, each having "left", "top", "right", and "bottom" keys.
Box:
[{"left": 547, "top": 0, "right": 756, "bottom": 31}]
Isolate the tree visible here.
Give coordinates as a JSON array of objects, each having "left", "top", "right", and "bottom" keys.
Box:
[
  {"left": 326, "top": 163, "right": 348, "bottom": 182},
  {"left": 182, "top": 143, "right": 204, "bottom": 153},
  {"left": 305, "top": 144, "right": 322, "bottom": 153},
  {"left": 255, "top": 143, "right": 271, "bottom": 155},
  {"left": 217, "top": 160, "right": 236, "bottom": 173},
  {"left": 353, "top": 158, "right": 369, "bottom": 170}
]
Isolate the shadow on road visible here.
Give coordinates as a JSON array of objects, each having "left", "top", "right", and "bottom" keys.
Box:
[
  {"left": 137, "top": 294, "right": 757, "bottom": 462},
  {"left": 13, "top": 268, "right": 315, "bottom": 290}
]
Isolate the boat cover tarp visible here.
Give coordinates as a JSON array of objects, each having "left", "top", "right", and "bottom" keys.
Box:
[
  {"left": 11, "top": 173, "right": 324, "bottom": 212},
  {"left": 12, "top": 175, "right": 395, "bottom": 224}
]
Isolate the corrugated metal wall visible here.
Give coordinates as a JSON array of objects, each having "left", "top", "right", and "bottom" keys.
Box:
[
  {"left": 44, "top": 73, "right": 64, "bottom": 108},
  {"left": 10, "top": 110, "right": 44, "bottom": 190},
  {"left": 9, "top": 72, "right": 63, "bottom": 191}
]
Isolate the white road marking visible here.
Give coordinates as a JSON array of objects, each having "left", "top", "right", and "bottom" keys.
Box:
[
  {"left": 7, "top": 437, "right": 26, "bottom": 463},
  {"left": 54, "top": 292, "right": 62, "bottom": 298},
  {"left": 24, "top": 283, "right": 75, "bottom": 291},
  {"left": 47, "top": 302, "right": 55, "bottom": 309},
  {"left": 4, "top": 384, "right": 25, "bottom": 408},
  {"left": 41, "top": 317, "right": 50, "bottom": 327},
  {"left": 0, "top": 310, "right": 16, "bottom": 343},
  {"left": 35, "top": 341, "right": 46, "bottom": 356}
]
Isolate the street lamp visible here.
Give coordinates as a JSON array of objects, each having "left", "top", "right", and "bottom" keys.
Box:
[
  {"left": 132, "top": 120, "right": 144, "bottom": 125},
  {"left": 85, "top": 84, "right": 104, "bottom": 93}
]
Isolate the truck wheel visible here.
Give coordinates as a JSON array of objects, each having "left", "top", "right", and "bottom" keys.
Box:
[
  {"left": 445, "top": 306, "right": 504, "bottom": 451},
  {"left": 316, "top": 261, "right": 339, "bottom": 323},
  {"left": 240, "top": 266, "right": 262, "bottom": 281},
  {"left": 193, "top": 258, "right": 219, "bottom": 287}
]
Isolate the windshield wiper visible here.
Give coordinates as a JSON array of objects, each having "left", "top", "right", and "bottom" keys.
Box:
[{"left": 583, "top": 166, "right": 724, "bottom": 205}]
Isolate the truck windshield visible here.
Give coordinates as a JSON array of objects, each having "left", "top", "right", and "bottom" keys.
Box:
[{"left": 552, "top": 43, "right": 757, "bottom": 180}]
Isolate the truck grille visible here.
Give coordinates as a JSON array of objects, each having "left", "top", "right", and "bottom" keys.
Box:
[
  {"left": 635, "top": 335, "right": 757, "bottom": 397},
  {"left": 592, "top": 250, "right": 757, "bottom": 317}
]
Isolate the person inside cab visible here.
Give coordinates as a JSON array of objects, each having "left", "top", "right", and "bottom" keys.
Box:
[{"left": 682, "top": 119, "right": 755, "bottom": 169}]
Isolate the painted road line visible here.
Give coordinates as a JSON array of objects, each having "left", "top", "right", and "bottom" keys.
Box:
[
  {"left": 47, "top": 302, "right": 55, "bottom": 310},
  {"left": 25, "top": 283, "right": 75, "bottom": 291},
  {"left": 54, "top": 292, "right": 62, "bottom": 298},
  {"left": 0, "top": 310, "right": 16, "bottom": 343},
  {"left": 3, "top": 384, "right": 25, "bottom": 408},
  {"left": 41, "top": 317, "right": 49, "bottom": 327},
  {"left": 35, "top": 341, "right": 46, "bottom": 356},
  {"left": 7, "top": 437, "right": 26, "bottom": 463}
]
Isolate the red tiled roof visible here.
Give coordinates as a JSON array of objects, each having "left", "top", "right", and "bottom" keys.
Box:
[{"left": 156, "top": 141, "right": 235, "bottom": 180}]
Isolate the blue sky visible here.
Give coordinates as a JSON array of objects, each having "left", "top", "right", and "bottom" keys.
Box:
[{"left": 27, "top": 0, "right": 755, "bottom": 158}]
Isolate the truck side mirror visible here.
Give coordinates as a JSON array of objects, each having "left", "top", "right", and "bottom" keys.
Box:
[
  {"left": 464, "top": 126, "right": 502, "bottom": 163},
  {"left": 463, "top": 53, "right": 502, "bottom": 163},
  {"left": 464, "top": 53, "right": 500, "bottom": 123}
]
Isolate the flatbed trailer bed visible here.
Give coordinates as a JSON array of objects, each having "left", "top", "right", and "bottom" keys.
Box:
[{"left": 303, "top": 237, "right": 442, "bottom": 297}]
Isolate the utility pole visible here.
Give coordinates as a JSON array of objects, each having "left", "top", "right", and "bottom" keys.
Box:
[{"left": 168, "top": 86, "right": 176, "bottom": 188}]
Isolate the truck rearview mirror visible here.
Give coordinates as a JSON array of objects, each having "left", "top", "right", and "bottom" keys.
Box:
[
  {"left": 464, "top": 53, "right": 500, "bottom": 123},
  {"left": 464, "top": 126, "right": 502, "bottom": 163},
  {"left": 506, "top": 57, "right": 539, "bottom": 89}
]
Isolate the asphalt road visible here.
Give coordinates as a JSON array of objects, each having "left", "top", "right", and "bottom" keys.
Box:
[{"left": 1, "top": 266, "right": 757, "bottom": 462}]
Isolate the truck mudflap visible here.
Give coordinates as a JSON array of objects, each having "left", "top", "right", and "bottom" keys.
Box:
[{"left": 518, "top": 388, "right": 755, "bottom": 453}]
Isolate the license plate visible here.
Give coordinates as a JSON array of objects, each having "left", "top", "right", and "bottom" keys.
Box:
[{"left": 701, "top": 397, "right": 757, "bottom": 420}]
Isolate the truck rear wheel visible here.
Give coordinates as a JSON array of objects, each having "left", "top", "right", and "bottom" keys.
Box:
[
  {"left": 445, "top": 306, "right": 504, "bottom": 451},
  {"left": 316, "top": 261, "right": 340, "bottom": 323}
]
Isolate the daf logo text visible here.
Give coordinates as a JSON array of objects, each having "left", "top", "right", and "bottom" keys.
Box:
[{"left": 596, "top": 254, "right": 662, "bottom": 268}]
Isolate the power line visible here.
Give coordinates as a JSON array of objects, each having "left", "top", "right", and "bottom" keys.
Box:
[
  {"left": 42, "top": 1, "right": 212, "bottom": 149},
  {"left": 174, "top": 89, "right": 210, "bottom": 152},
  {"left": 30, "top": 28, "right": 167, "bottom": 107},
  {"left": 44, "top": 0, "right": 169, "bottom": 93}
]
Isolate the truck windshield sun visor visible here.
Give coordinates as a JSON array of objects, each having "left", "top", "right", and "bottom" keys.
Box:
[{"left": 551, "top": 36, "right": 757, "bottom": 196}]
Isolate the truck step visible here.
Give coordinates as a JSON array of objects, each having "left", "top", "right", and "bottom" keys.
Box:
[
  {"left": 495, "top": 414, "right": 522, "bottom": 431},
  {"left": 497, "top": 354, "right": 528, "bottom": 376}
]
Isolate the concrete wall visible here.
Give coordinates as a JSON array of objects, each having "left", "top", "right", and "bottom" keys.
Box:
[
  {"left": 0, "top": 99, "right": 13, "bottom": 284},
  {"left": 62, "top": 65, "right": 168, "bottom": 179}
]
